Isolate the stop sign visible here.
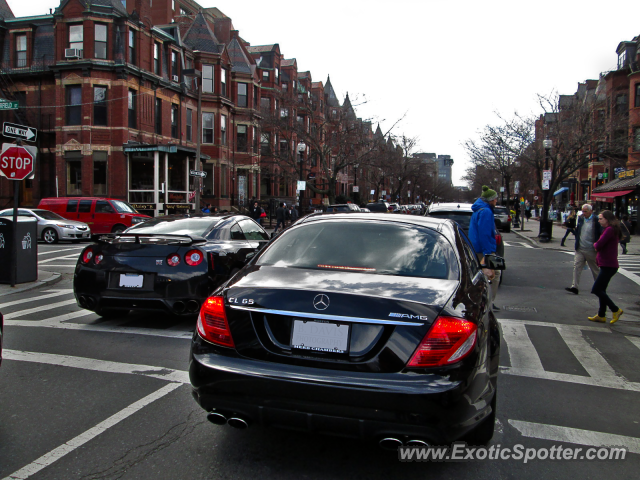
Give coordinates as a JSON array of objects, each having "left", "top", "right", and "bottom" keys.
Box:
[{"left": 0, "top": 145, "right": 34, "bottom": 180}]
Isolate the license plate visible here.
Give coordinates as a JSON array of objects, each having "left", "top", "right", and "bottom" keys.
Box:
[
  {"left": 119, "top": 274, "right": 144, "bottom": 288},
  {"left": 291, "top": 320, "right": 350, "bottom": 353}
]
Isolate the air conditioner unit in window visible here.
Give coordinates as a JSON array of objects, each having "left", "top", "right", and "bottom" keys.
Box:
[
  {"left": 172, "top": 75, "right": 179, "bottom": 83},
  {"left": 65, "top": 48, "right": 82, "bottom": 59}
]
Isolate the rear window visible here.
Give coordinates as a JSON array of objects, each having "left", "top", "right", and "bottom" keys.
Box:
[
  {"left": 126, "top": 217, "right": 219, "bottom": 236},
  {"left": 428, "top": 212, "right": 472, "bottom": 232},
  {"left": 257, "top": 220, "right": 459, "bottom": 280}
]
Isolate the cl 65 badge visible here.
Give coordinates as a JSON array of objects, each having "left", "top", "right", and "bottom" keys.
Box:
[{"left": 228, "top": 297, "right": 255, "bottom": 305}]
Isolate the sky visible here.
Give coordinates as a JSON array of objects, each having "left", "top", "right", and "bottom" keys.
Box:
[{"left": 9, "top": 0, "right": 640, "bottom": 185}]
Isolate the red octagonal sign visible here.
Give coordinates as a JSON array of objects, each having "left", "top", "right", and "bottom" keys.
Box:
[{"left": 0, "top": 144, "right": 34, "bottom": 181}]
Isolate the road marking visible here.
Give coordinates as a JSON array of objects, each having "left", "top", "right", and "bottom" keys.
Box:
[
  {"left": 38, "top": 247, "right": 85, "bottom": 256},
  {"left": 0, "top": 290, "right": 73, "bottom": 310},
  {"left": 503, "top": 241, "right": 534, "bottom": 249},
  {"left": 4, "top": 299, "right": 79, "bottom": 319},
  {"left": 509, "top": 420, "right": 640, "bottom": 454},
  {"left": 561, "top": 250, "right": 640, "bottom": 287},
  {"left": 2, "top": 349, "right": 190, "bottom": 384},
  {"left": 500, "top": 322, "right": 544, "bottom": 372},
  {"left": 37, "top": 265, "right": 77, "bottom": 268},
  {"left": 2, "top": 383, "right": 181, "bottom": 480},
  {"left": 38, "top": 254, "right": 80, "bottom": 264}
]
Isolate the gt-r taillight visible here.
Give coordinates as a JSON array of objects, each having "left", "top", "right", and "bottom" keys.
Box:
[
  {"left": 196, "top": 296, "right": 235, "bottom": 348},
  {"left": 185, "top": 249, "right": 203, "bottom": 266},
  {"left": 407, "top": 317, "right": 477, "bottom": 368},
  {"left": 94, "top": 254, "right": 104, "bottom": 265},
  {"left": 81, "top": 247, "right": 94, "bottom": 264},
  {"left": 495, "top": 234, "right": 502, "bottom": 245},
  {"left": 167, "top": 253, "right": 181, "bottom": 267}
]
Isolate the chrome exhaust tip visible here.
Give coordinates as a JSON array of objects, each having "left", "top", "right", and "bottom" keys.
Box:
[
  {"left": 379, "top": 437, "right": 403, "bottom": 450},
  {"left": 206, "top": 411, "right": 228, "bottom": 425},
  {"left": 186, "top": 300, "right": 200, "bottom": 312},
  {"left": 406, "top": 439, "right": 429, "bottom": 447},
  {"left": 85, "top": 297, "right": 96, "bottom": 309},
  {"left": 227, "top": 417, "right": 249, "bottom": 429},
  {"left": 173, "top": 301, "right": 186, "bottom": 313},
  {"left": 78, "top": 296, "right": 88, "bottom": 308}
]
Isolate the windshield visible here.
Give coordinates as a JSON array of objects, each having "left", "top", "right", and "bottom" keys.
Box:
[
  {"left": 257, "top": 220, "right": 459, "bottom": 280},
  {"left": 126, "top": 217, "right": 220, "bottom": 236},
  {"left": 428, "top": 212, "right": 472, "bottom": 232},
  {"left": 111, "top": 200, "right": 138, "bottom": 214},
  {"left": 33, "top": 210, "right": 65, "bottom": 220}
]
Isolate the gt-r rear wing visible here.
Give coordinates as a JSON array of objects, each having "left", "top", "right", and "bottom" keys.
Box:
[{"left": 97, "top": 233, "right": 208, "bottom": 245}]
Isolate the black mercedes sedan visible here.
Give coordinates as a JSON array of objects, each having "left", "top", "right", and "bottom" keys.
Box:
[
  {"left": 189, "top": 213, "right": 502, "bottom": 447},
  {"left": 74, "top": 214, "right": 269, "bottom": 317}
]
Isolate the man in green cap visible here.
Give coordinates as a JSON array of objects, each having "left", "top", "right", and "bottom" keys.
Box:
[{"left": 469, "top": 186, "right": 501, "bottom": 310}]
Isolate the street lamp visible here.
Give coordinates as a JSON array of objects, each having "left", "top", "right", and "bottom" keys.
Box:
[
  {"left": 183, "top": 68, "right": 202, "bottom": 212},
  {"left": 539, "top": 137, "right": 553, "bottom": 242},
  {"left": 297, "top": 142, "right": 306, "bottom": 213}
]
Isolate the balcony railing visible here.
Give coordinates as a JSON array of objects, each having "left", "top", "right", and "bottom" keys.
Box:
[{"left": 1, "top": 56, "right": 56, "bottom": 75}]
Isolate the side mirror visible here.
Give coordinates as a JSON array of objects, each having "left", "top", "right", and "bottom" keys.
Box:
[{"left": 484, "top": 254, "right": 506, "bottom": 271}]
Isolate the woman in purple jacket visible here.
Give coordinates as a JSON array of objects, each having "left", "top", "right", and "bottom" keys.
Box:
[{"left": 588, "top": 210, "right": 624, "bottom": 324}]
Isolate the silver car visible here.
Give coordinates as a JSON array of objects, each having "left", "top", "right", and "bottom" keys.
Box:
[{"left": 0, "top": 208, "right": 92, "bottom": 244}]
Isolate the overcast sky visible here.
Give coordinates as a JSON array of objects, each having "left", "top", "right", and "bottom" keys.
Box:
[{"left": 11, "top": 0, "right": 640, "bottom": 185}]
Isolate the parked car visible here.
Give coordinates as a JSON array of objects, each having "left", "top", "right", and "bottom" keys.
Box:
[
  {"left": 365, "top": 202, "right": 390, "bottom": 213},
  {"left": 0, "top": 208, "right": 91, "bottom": 244},
  {"left": 326, "top": 204, "right": 361, "bottom": 213},
  {"left": 494, "top": 205, "right": 511, "bottom": 233},
  {"left": 425, "top": 203, "right": 505, "bottom": 259},
  {"left": 38, "top": 197, "right": 151, "bottom": 235},
  {"left": 73, "top": 214, "right": 270, "bottom": 317},
  {"left": 190, "top": 213, "right": 502, "bottom": 446}
]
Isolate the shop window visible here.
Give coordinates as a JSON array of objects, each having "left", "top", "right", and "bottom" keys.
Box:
[
  {"left": 15, "top": 34, "right": 27, "bottom": 67},
  {"left": 66, "top": 153, "right": 82, "bottom": 195},
  {"left": 202, "top": 113, "right": 214, "bottom": 143},
  {"left": 94, "top": 86, "right": 107, "bottom": 126},
  {"left": 186, "top": 108, "right": 192, "bottom": 142},
  {"left": 93, "top": 152, "right": 107, "bottom": 195},
  {"left": 69, "top": 24, "right": 83, "bottom": 52},
  {"left": 95, "top": 24, "right": 107, "bottom": 59},
  {"left": 203, "top": 64, "right": 213, "bottom": 93},
  {"left": 129, "top": 155, "right": 154, "bottom": 190},
  {"left": 168, "top": 157, "right": 186, "bottom": 191},
  {"left": 237, "top": 125, "right": 247, "bottom": 152},
  {"left": 66, "top": 86, "right": 82, "bottom": 125}
]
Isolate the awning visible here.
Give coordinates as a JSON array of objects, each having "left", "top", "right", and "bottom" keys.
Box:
[
  {"left": 590, "top": 189, "right": 635, "bottom": 200},
  {"left": 553, "top": 187, "right": 569, "bottom": 196}
]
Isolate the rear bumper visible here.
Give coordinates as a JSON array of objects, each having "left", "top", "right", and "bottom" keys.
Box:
[{"left": 190, "top": 349, "right": 495, "bottom": 444}]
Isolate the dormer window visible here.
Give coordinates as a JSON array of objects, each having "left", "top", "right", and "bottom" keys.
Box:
[
  {"left": 15, "top": 34, "right": 27, "bottom": 67},
  {"left": 262, "top": 70, "right": 269, "bottom": 82},
  {"left": 618, "top": 50, "right": 627, "bottom": 69}
]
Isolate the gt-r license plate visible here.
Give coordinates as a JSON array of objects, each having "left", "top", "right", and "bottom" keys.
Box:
[
  {"left": 119, "top": 274, "right": 144, "bottom": 288},
  {"left": 291, "top": 320, "right": 350, "bottom": 353}
]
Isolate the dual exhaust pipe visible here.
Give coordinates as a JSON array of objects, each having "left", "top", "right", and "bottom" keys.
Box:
[
  {"left": 174, "top": 299, "right": 201, "bottom": 314},
  {"left": 207, "top": 411, "right": 249, "bottom": 429},
  {"left": 379, "top": 437, "right": 429, "bottom": 450},
  {"left": 78, "top": 295, "right": 96, "bottom": 309}
]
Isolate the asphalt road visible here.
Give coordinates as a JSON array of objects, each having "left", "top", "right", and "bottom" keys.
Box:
[{"left": 1, "top": 236, "right": 640, "bottom": 479}]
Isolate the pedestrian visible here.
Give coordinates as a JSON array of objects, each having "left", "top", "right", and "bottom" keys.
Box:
[
  {"left": 469, "top": 186, "right": 501, "bottom": 311},
  {"left": 525, "top": 200, "right": 531, "bottom": 221},
  {"left": 251, "top": 201, "right": 262, "bottom": 224},
  {"left": 201, "top": 203, "right": 211, "bottom": 213},
  {"left": 290, "top": 204, "right": 299, "bottom": 223},
  {"left": 588, "top": 210, "right": 624, "bottom": 324},
  {"left": 212, "top": 206, "right": 219, "bottom": 214},
  {"left": 620, "top": 215, "right": 632, "bottom": 255},
  {"left": 565, "top": 204, "right": 601, "bottom": 295},
  {"left": 560, "top": 209, "right": 577, "bottom": 247},
  {"left": 274, "top": 202, "right": 286, "bottom": 233}
]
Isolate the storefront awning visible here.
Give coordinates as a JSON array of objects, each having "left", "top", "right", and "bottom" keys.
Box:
[
  {"left": 553, "top": 187, "right": 569, "bottom": 196},
  {"left": 590, "top": 189, "right": 635, "bottom": 200}
]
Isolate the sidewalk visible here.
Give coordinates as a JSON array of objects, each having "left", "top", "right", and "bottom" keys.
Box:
[
  {"left": 0, "top": 270, "right": 62, "bottom": 297},
  {"left": 510, "top": 218, "right": 640, "bottom": 255}
]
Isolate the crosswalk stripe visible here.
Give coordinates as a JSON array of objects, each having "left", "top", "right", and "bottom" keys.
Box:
[
  {"left": 625, "top": 336, "right": 640, "bottom": 352},
  {"left": 39, "top": 254, "right": 80, "bottom": 264},
  {"left": 4, "top": 299, "right": 79, "bottom": 320},
  {"left": 509, "top": 420, "right": 640, "bottom": 454},
  {"left": 0, "top": 290, "right": 73, "bottom": 310},
  {"left": 500, "top": 322, "right": 544, "bottom": 372},
  {"left": 38, "top": 247, "right": 85, "bottom": 256}
]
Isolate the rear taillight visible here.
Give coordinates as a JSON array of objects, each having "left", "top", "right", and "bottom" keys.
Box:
[
  {"left": 495, "top": 235, "right": 502, "bottom": 245},
  {"left": 81, "top": 247, "right": 94, "bottom": 264},
  {"left": 209, "top": 253, "right": 215, "bottom": 269},
  {"left": 196, "top": 296, "right": 235, "bottom": 348},
  {"left": 507, "top": 215, "right": 512, "bottom": 222},
  {"left": 185, "top": 249, "right": 203, "bottom": 266},
  {"left": 94, "top": 254, "right": 104, "bottom": 265},
  {"left": 407, "top": 317, "right": 477, "bottom": 368},
  {"left": 167, "top": 253, "right": 181, "bottom": 267}
]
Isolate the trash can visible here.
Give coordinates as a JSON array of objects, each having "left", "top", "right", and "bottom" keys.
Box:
[{"left": 0, "top": 215, "right": 38, "bottom": 284}]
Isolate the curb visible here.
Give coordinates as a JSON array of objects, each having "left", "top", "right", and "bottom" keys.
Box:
[{"left": 0, "top": 271, "right": 63, "bottom": 298}]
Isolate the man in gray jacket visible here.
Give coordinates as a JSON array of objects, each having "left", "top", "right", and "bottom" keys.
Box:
[{"left": 565, "top": 204, "right": 601, "bottom": 294}]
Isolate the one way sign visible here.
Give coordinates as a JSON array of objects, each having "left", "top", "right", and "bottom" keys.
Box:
[{"left": 3, "top": 122, "right": 37, "bottom": 142}]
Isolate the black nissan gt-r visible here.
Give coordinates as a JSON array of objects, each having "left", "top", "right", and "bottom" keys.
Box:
[
  {"left": 189, "top": 213, "right": 503, "bottom": 447},
  {"left": 74, "top": 214, "right": 270, "bottom": 317}
]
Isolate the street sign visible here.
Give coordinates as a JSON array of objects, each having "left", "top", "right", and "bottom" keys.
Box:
[
  {"left": 514, "top": 181, "right": 520, "bottom": 194},
  {"left": 189, "top": 170, "right": 207, "bottom": 178},
  {"left": 542, "top": 179, "right": 550, "bottom": 191},
  {"left": 3, "top": 122, "right": 37, "bottom": 142},
  {"left": 0, "top": 144, "right": 36, "bottom": 180},
  {"left": 542, "top": 170, "right": 552, "bottom": 181},
  {"left": 500, "top": 187, "right": 505, "bottom": 192},
  {"left": 0, "top": 101, "right": 19, "bottom": 110},
  {"left": 352, "top": 186, "right": 359, "bottom": 193},
  {"left": 297, "top": 181, "right": 306, "bottom": 191},
  {"left": 381, "top": 190, "right": 386, "bottom": 196}
]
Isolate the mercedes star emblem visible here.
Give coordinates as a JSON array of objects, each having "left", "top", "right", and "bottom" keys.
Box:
[{"left": 313, "top": 294, "right": 330, "bottom": 311}]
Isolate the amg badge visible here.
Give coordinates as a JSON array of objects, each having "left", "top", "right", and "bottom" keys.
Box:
[{"left": 389, "top": 313, "right": 428, "bottom": 320}]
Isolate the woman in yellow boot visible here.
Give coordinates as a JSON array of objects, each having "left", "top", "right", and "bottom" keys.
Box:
[{"left": 588, "top": 210, "right": 624, "bottom": 324}]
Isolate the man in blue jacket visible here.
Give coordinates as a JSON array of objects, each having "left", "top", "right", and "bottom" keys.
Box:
[
  {"left": 565, "top": 204, "right": 601, "bottom": 294},
  {"left": 469, "top": 186, "right": 500, "bottom": 310}
]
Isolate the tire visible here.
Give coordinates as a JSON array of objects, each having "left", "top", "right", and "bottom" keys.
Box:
[
  {"left": 112, "top": 224, "right": 126, "bottom": 234},
  {"left": 42, "top": 228, "right": 59, "bottom": 244},
  {"left": 94, "top": 308, "right": 129, "bottom": 318},
  {"left": 465, "top": 393, "right": 497, "bottom": 445}
]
